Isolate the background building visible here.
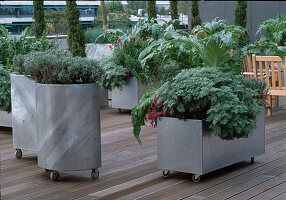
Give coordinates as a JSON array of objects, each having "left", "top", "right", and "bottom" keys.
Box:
[{"left": 0, "top": 1, "right": 99, "bottom": 33}]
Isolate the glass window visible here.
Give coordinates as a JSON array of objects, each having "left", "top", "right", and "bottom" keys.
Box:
[
  {"left": 79, "top": 8, "right": 96, "bottom": 17},
  {"left": 18, "top": 7, "right": 33, "bottom": 16},
  {"left": 0, "top": 8, "right": 16, "bottom": 16}
]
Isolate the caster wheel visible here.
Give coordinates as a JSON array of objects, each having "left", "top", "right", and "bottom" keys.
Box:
[
  {"left": 118, "top": 109, "right": 122, "bottom": 113},
  {"left": 50, "top": 171, "right": 59, "bottom": 181},
  {"left": 45, "top": 169, "right": 50, "bottom": 172},
  {"left": 15, "top": 149, "right": 22, "bottom": 159},
  {"left": 192, "top": 174, "right": 200, "bottom": 183},
  {"left": 162, "top": 169, "right": 170, "bottom": 178},
  {"left": 91, "top": 169, "right": 99, "bottom": 180},
  {"left": 251, "top": 157, "right": 254, "bottom": 164}
]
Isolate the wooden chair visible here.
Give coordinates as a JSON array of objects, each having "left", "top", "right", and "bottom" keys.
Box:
[{"left": 252, "top": 54, "right": 286, "bottom": 116}]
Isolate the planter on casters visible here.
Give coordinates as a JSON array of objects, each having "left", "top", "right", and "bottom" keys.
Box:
[
  {"left": 157, "top": 110, "right": 265, "bottom": 182},
  {"left": 36, "top": 83, "right": 101, "bottom": 181},
  {"left": 11, "top": 74, "right": 37, "bottom": 159},
  {"left": 111, "top": 77, "right": 151, "bottom": 111}
]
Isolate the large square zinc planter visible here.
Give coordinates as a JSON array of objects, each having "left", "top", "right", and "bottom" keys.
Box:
[
  {"left": 157, "top": 110, "right": 265, "bottom": 182},
  {"left": 0, "top": 111, "right": 12, "bottom": 127},
  {"left": 11, "top": 74, "right": 37, "bottom": 157},
  {"left": 111, "top": 77, "right": 151, "bottom": 110},
  {"left": 36, "top": 83, "right": 101, "bottom": 180},
  {"left": 99, "top": 86, "right": 109, "bottom": 108}
]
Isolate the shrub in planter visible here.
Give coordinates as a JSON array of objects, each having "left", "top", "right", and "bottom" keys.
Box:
[
  {"left": 12, "top": 49, "right": 103, "bottom": 180},
  {"left": 131, "top": 67, "right": 267, "bottom": 145},
  {"left": 140, "top": 18, "right": 250, "bottom": 83},
  {"left": 13, "top": 50, "right": 103, "bottom": 84},
  {"left": 98, "top": 19, "right": 171, "bottom": 90},
  {"left": 0, "top": 25, "right": 58, "bottom": 114},
  {"left": 257, "top": 14, "right": 286, "bottom": 46}
]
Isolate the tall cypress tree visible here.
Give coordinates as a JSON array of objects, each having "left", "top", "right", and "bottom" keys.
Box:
[
  {"left": 33, "top": 0, "right": 46, "bottom": 38},
  {"left": 65, "top": 0, "right": 86, "bottom": 57},
  {"left": 100, "top": 0, "right": 108, "bottom": 31},
  {"left": 147, "top": 1, "right": 157, "bottom": 20},
  {"left": 234, "top": 1, "right": 247, "bottom": 28},
  {"left": 191, "top": 1, "right": 202, "bottom": 29},
  {"left": 170, "top": 1, "right": 179, "bottom": 29}
]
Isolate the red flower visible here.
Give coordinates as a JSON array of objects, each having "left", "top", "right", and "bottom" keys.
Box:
[
  {"left": 162, "top": 111, "right": 167, "bottom": 116},
  {"left": 126, "top": 71, "right": 130, "bottom": 77},
  {"left": 109, "top": 44, "right": 113, "bottom": 50},
  {"left": 130, "top": 37, "right": 134, "bottom": 44},
  {"left": 257, "top": 37, "right": 260, "bottom": 41},
  {"left": 238, "top": 32, "right": 242, "bottom": 39},
  {"left": 117, "top": 38, "right": 122, "bottom": 46},
  {"left": 253, "top": 95, "right": 257, "bottom": 99}
]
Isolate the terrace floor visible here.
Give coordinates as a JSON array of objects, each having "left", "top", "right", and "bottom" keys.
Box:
[{"left": 1, "top": 98, "right": 286, "bottom": 200}]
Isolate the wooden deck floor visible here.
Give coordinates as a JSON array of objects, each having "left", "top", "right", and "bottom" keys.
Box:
[{"left": 1, "top": 99, "right": 286, "bottom": 200}]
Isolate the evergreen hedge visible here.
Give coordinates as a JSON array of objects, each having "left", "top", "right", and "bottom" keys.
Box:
[
  {"left": 191, "top": 1, "right": 202, "bottom": 29},
  {"left": 147, "top": 1, "right": 157, "bottom": 20},
  {"left": 170, "top": 1, "right": 179, "bottom": 29},
  {"left": 234, "top": 1, "right": 247, "bottom": 28},
  {"left": 65, "top": 0, "right": 86, "bottom": 57},
  {"left": 33, "top": 0, "right": 46, "bottom": 38}
]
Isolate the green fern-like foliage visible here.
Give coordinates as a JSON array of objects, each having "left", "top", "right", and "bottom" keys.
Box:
[
  {"left": 12, "top": 50, "right": 102, "bottom": 84},
  {"left": 131, "top": 67, "right": 266, "bottom": 144},
  {"left": 257, "top": 14, "right": 286, "bottom": 46}
]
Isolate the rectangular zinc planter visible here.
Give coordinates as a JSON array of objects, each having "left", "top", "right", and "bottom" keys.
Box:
[
  {"left": 11, "top": 74, "right": 37, "bottom": 152},
  {"left": 157, "top": 110, "right": 265, "bottom": 178},
  {"left": 111, "top": 77, "right": 151, "bottom": 110}
]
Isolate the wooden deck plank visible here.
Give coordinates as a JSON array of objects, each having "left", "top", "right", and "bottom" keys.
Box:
[{"left": 1, "top": 98, "right": 286, "bottom": 200}]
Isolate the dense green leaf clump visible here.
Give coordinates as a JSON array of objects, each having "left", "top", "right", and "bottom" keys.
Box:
[
  {"left": 234, "top": 1, "right": 247, "bottom": 28},
  {"left": 256, "top": 14, "right": 286, "bottom": 46},
  {"left": 0, "top": 65, "right": 11, "bottom": 113},
  {"left": 33, "top": 0, "right": 46, "bottom": 38},
  {"left": 98, "top": 19, "right": 171, "bottom": 89},
  {"left": 12, "top": 50, "right": 103, "bottom": 84},
  {"left": 132, "top": 67, "right": 266, "bottom": 144},
  {"left": 65, "top": 0, "right": 86, "bottom": 57},
  {"left": 0, "top": 25, "right": 58, "bottom": 67}
]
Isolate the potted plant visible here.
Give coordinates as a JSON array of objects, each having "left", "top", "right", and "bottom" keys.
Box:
[
  {"left": 0, "top": 25, "right": 58, "bottom": 128},
  {"left": 131, "top": 19, "right": 267, "bottom": 182},
  {"left": 132, "top": 68, "right": 267, "bottom": 182},
  {"left": 13, "top": 49, "right": 103, "bottom": 181},
  {"left": 98, "top": 19, "right": 173, "bottom": 110},
  {"left": 256, "top": 14, "right": 286, "bottom": 52}
]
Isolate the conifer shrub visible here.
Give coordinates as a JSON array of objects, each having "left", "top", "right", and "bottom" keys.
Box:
[
  {"left": 147, "top": 1, "right": 157, "bottom": 20},
  {"left": 33, "top": 0, "right": 46, "bottom": 38},
  {"left": 234, "top": 1, "right": 247, "bottom": 28},
  {"left": 191, "top": 1, "right": 202, "bottom": 28},
  {"left": 65, "top": 0, "right": 86, "bottom": 57}
]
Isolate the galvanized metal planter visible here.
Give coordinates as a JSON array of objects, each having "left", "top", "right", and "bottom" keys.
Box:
[
  {"left": 36, "top": 83, "right": 101, "bottom": 180},
  {"left": 99, "top": 86, "right": 109, "bottom": 108},
  {"left": 0, "top": 111, "right": 12, "bottom": 127},
  {"left": 111, "top": 77, "right": 151, "bottom": 110},
  {"left": 157, "top": 110, "right": 265, "bottom": 182},
  {"left": 11, "top": 74, "right": 37, "bottom": 158}
]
